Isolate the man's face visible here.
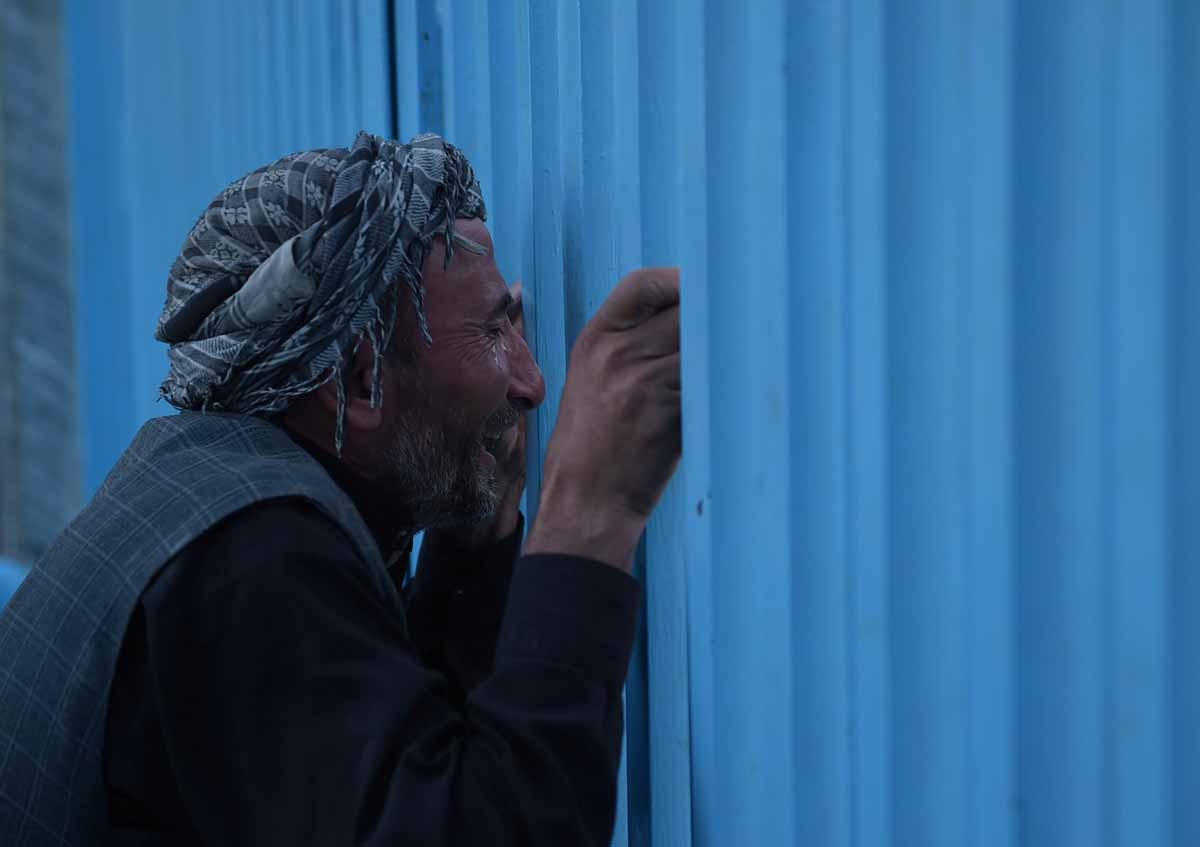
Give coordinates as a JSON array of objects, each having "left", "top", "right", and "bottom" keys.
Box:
[{"left": 371, "top": 218, "right": 545, "bottom": 527}]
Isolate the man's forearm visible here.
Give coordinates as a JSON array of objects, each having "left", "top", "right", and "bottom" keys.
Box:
[{"left": 523, "top": 476, "right": 644, "bottom": 573}]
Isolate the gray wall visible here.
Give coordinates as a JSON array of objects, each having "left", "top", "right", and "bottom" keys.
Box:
[{"left": 0, "top": 0, "right": 78, "bottom": 566}]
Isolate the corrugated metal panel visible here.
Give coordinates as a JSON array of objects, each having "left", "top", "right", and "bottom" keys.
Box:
[
  {"left": 61, "top": 2, "right": 1198, "bottom": 845},
  {"left": 64, "top": 0, "right": 395, "bottom": 493}
]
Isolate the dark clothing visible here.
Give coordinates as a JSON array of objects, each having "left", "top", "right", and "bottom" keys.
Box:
[
  {"left": 103, "top": 498, "right": 641, "bottom": 845},
  {"left": 0, "top": 413, "right": 390, "bottom": 846}
]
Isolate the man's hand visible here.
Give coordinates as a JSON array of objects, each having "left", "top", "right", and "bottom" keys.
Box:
[{"left": 524, "top": 268, "right": 682, "bottom": 572}]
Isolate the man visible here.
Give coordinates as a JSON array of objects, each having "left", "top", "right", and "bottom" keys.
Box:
[{"left": 0, "top": 132, "right": 681, "bottom": 845}]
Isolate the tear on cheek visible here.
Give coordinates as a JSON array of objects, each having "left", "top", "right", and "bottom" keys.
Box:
[{"left": 493, "top": 339, "right": 509, "bottom": 371}]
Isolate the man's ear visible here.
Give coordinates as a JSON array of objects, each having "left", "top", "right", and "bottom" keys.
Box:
[{"left": 312, "top": 339, "right": 386, "bottom": 433}]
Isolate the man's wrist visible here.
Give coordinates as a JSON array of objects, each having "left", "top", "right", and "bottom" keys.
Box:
[{"left": 524, "top": 482, "right": 643, "bottom": 573}]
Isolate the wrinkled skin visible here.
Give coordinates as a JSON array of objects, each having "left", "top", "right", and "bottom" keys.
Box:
[
  {"left": 286, "top": 220, "right": 683, "bottom": 572},
  {"left": 285, "top": 218, "right": 545, "bottom": 546}
]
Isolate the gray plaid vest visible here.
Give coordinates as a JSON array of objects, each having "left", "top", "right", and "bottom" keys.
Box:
[{"left": 0, "top": 412, "right": 392, "bottom": 844}]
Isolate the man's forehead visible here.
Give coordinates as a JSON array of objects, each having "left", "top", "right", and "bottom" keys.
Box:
[
  {"left": 422, "top": 219, "right": 505, "bottom": 311},
  {"left": 425, "top": 218, "right": 494, "bottom": 269},
  {"left": 455, "top": 217, "right": 493, "bottom": 250}
]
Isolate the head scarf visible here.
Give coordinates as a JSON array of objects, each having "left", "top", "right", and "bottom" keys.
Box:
[{"left": 156, "top": 131, "right": 486, "bottom": 451}]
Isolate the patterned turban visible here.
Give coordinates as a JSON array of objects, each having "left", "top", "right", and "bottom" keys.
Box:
[{"left": 156, "top": 131, "right": 487, "bottom": 450}]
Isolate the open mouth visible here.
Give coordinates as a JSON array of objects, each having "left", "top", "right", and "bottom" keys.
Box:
[
  {"left": 481, "top": 417, "right": 517, "bottom": 453},
  {"left": 480, "top": 407, "right": 520, "bottom": 459}
]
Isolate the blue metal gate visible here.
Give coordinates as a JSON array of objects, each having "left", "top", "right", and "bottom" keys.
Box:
[{"left": 63, "top": 1, "right": 1199, "bottom": 844}]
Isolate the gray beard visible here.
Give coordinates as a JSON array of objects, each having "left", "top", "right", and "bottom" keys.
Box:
[{"left": 373, "top": 416, "right": 499, "bottom": 531}]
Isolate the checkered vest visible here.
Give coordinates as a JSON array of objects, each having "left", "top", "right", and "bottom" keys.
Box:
[{"left": 0, "top": 412, "right": 392, "bottom": 844}]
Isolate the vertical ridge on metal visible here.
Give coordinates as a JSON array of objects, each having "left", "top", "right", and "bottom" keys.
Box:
[
  {"left": 787, "top": 0, "right": 852, "bottom": 844},
  {"left": 354, "top": 0, "right": 393, "bottom": 139},
  {"left": 522, "top": 0, "right": 569, "bottom": 531},
  {"left": 383, "top": 0, "right": 401, "bottom": 141},
  {"left": 123, "top": 0, "right": 174, "bottom": 428},
  {"left": 416, "top": 0, "right": 446, "bottom": 136},
  {"left": 327, "top": 0, "right": 354, "bottom": 141},
  {"left": 306, "top": 0, "right": 334, "bottom": 146},
  {"left": 246, "top": 0, "right": 273, "bottom": 163},
  {"left": 266, "top": 0, "right": 288, "bottom": 156},
  {"left": 961, "top": 2, "right": 1016, "bottom": 846},
  {"left": 843, "top": 2, "right": 892, "bottom": 844},
  {"left": 1170, "top": 2, "right": 1200, "bottom": 844},
  {"left": 636, "top": 0, "right": 702, "bottom": 843},
  {"left": 1109, "top": 1, "right": 1171, "bottom": 844},
  {"left": 1014, "top": 3, "right": 1111, "bottom": 844},
  {"left": 484, "top": 0, "right": 533, "bottom": 294},
  {"left": 65, "top": 0, "right": 136, "bottom": 495},
  {"left": 704, "top": 2, "right": 796, "bottom": 845},
  {"left": 450, "top": 0, "right": 494, "bottom": 207},
  {"left": 886, "top": 2, "right": 971, "bottom": 844},
  {"left": 575, "top": 1, "right": 648, "bottom": 844},
  {"left": 393, "top": 0, "right": 422, "bottom": 141}
]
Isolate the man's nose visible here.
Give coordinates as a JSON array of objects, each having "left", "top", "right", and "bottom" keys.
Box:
[{"left": 507, "top": 333, "right": 546, "bottom": 411}]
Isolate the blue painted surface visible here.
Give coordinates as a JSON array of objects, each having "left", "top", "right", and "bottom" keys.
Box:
[
  {"left": 1171, "top": 5, "right": 1200, "bottom": 846},
  {"left": 887, "top": 5, "right": 971, "bottom": 844},
  {"left": 788, "top": 3, "right": 852, "bottom": 845},
  {"left": 704, "top": 3, "right": 796, "bottom": 846},
  {"left": 637, "top": 2, "right": 702, "bottom": 845},
  {"left": 0, "top": 560, "right": 28, "bottom": 611},
  {"left": 1015, "top": 5, "right": 1111, "bottom": 844},
  {"left": 58, "top": 1, "right": 1198, "bottom": 845},
  {"left": 66, "top": 0, "right": 136, "bottom": 495}
]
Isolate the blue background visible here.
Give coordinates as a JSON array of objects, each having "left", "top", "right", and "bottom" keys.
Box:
[{"left": 6, "top": 1, "right": 1195, "bottom": 844}]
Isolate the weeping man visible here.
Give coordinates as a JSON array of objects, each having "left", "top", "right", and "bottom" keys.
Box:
[{"left": 0, "top": 132, "right": 681, "bottom": 845}]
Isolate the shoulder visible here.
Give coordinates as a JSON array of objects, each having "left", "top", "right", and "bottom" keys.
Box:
[
  {"left": 190, "top": 497, "right": 359, "bottom": 565},
  {"left": 204, "top": 497, "right": 353, "bottom": 546},
  {"left": 142, "top": 498, "right": 374, "bottom": 624}
]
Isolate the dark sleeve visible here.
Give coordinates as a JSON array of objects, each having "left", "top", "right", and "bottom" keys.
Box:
[
  {"left": 136, "top": 501, "right": 639, "bottom": 847},
  {"left": 402, "top": 517, "right": 524, "bottom": 702}
]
